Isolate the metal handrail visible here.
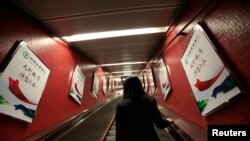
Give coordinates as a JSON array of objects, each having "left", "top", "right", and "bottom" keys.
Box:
[
  {"left": 164, "top": 124, "right": 187, "bottom": 141},
  {"left": 26, "top": 96, "right": 117, "bottom": 141}
]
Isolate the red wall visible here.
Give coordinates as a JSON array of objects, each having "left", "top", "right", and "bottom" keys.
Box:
[
  {"left": 0, "top": 1, "right": 112, "bottom": 141},
  {"left": 153, "top": 0, "right": 250, "bottom": 131}
]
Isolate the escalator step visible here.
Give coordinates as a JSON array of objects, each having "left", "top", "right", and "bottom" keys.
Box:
[
  {"left": 106, "top": 136, "right": 115, "bottom": 141},
  {"left": 108, "top": 130, "right": 116, "bottom": 136},
  {"left": 111, "top": 125, "right": 116, "bottom": 130}
]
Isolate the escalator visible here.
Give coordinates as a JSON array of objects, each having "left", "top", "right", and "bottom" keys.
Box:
[
  {"left": 105, "top": 120, "right": 116, "bottom": 141},
  {"left": 103, "top": 118, "right": 176, "bottom": 141},
  {"left": 38, "top": 95, "right": 186, "bottom": 141},
  {"left": 47, "top": 95, "right": 122, "bottom": 141}
]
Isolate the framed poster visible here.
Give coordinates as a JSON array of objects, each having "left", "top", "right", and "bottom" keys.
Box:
[
  {"left": 108, "top": 75, "right": 114, "bottom": 93},
  {"left": 147, "top": 68, "right": 156, "bottom": 95},
  {"left": 69, "top": 65, "right": 85, "bottom": 105},
  {"left": 112, "top": 77, "right": 115, "bottom": 92},
  {"left": 139, "top": 75, "right": 145, "bottom": 88},
  {"left": 181, "top": 24, "right": 241, "bottom": 116},
  {"left": 143, "top": 73, "right": 148, "bottom": 92},
  {"left": 102, "top": 75, "right": 108, "bottom": 96},
  {"left": 0, "top": 41, "right": 50, "bottom": 123},
  {"left": 108, "top": 75, "right": 112, "bottom": 93},
  {"left": 157, "top": 58, "right": 172, "bottom": 100},
  {"left": 91, "top": 72, "right": 99, "bottom": 99}
]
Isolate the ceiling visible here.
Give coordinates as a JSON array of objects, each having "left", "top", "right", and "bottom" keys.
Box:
[{"left": 13, "top": 0, "right": 186, "bottom": 77}]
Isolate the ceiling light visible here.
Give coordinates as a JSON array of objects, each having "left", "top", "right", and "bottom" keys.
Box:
[
  {"left": 112, "top": 70, "right": 143, "bottom": 74},
  {"left": 101, "top": 61, "right": 146, "bottom": 67},
  {"left": 63, "top": 27, "right": 168, "bottom": 42}
]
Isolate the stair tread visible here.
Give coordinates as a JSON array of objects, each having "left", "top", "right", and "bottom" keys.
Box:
[
  {"left": 108, "top": 130, "right": 116, "bottom": 136},
  {"left": 106, "top": 136, "right": 115, "bottom": 141},
  {"left": 106, "top": 120, "right": 116, "bottom": 141}
]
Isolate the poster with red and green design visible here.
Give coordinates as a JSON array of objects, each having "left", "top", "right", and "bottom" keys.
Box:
[
  {"left": 0, "top": 41, "right": 50, "bottom": 123},
  {"left": 157, "top": 58, "right": 171, "bottom": 100},
  {"left": 102, "top": 75, "right": 108, "bottom": 96},
  {"left": 147, "top": 68, "right": 156, "bottom": 96},
  {"left": 181, "top": 24, "right": 241, "bottom": 116},
  {"left": 91, "top": 72, "right": 99, "bottom": 99},
  {"left": 69, "top": 65, "right": 85, "bottom": 104}
]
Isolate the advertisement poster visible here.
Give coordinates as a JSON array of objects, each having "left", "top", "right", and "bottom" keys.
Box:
[
  {"left": 143, "top": 73, "right": 148, "bottom": 92},
  {"left": 158, "top": 58, "right": 172, "bottom": 100},
  {"left": 102, "top": 75, "right": 108, "bottom": 95},
  {"left": 147, "top": 68, "right": 156, "bottom": 95},
  {"left": 108, "top": 75, "right": 113, "bottom": 93},
  {"left": 181, "top": 24, "right": 241, "bottom": 116},
  {"left": 69, "top": 65, "right": 85, "bottom": 104},
  {"left": 0, "top": 41, "right": 50, "bottom": 123},
  {"left": 139, "top": 75, "right": 144, "bottom": 88},
  {"left": 91, "top": 72, "right": 99, "bottom": 99}
]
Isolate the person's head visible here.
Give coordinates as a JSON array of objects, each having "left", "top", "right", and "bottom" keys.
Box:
[{"left": 123, "top": 76, "right": 146, "bottom": 99}]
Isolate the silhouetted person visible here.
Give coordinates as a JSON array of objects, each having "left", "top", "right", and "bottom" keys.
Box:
[{"left": 116, "top": 76, "right": 173, "bottom": 141}]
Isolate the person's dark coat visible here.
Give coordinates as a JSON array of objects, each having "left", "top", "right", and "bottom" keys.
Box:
[{"left": 116, "top": 77, "right": 170, "bottom": 141}]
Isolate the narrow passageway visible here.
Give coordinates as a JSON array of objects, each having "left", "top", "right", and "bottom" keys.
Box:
[{"left": 1, "top": 1, "right": 249, "bottom": 141}]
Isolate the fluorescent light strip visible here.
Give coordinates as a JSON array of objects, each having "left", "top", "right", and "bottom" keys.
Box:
[
  {"left": 101, "top": 61, "right": 146, "bottom": 67},
  {"left": 112, "top": 70, "right": 146, "bottom": 74},
  {"left": 63, "top": 27, "right": 168, "bottom": 42}
]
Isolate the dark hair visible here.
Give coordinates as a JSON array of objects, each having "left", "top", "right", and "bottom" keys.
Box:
[{"left": 123, "top": 76, "right": 146, "bottom": 99}]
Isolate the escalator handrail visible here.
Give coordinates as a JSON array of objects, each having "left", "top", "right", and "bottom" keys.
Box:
[
  {"left": 164, "top": 123, "right": 188, "bottom": 141},
  {"left": 26, "top": 96, "right": 118, "bottom": 141}
]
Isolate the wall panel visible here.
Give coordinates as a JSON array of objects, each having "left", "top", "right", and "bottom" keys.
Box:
[
  {"left": 154, "top": 0, "right": 250, "bottom": 131},
  {"left": 0, "top": 1, "right": 112, "bottom": 140}
]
